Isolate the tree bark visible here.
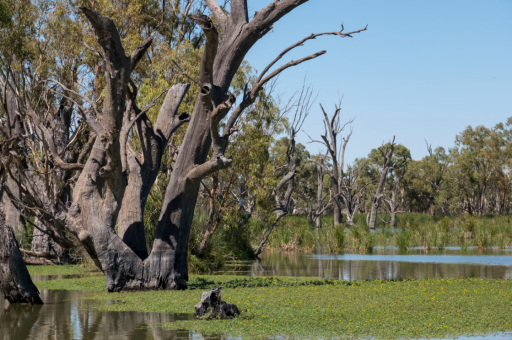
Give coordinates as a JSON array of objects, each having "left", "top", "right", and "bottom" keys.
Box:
[
  {"left": 1, "top": 68, "right": 25, "bottom": 237},
  {"left": 0, "top": 213, "right": 43, "bottom": 304}
]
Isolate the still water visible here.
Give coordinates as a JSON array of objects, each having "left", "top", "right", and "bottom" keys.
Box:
[
  {"left": 224, "top": 248, "right": 512, "bottom": 281},
  {"left": 2, "top": 249, "right": 512, "bottom": 340},
  {"left": 0, "top": 290, "right": 193, "bottom": 340}
]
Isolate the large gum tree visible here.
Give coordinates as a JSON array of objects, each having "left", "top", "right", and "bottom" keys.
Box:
[{"left": 1, "top": 0, "right": 366, "bottom": 302}]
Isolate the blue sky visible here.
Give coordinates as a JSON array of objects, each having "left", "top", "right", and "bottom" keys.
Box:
[{"left": 241, "top": 0, "right": 512, "bottom": 162}]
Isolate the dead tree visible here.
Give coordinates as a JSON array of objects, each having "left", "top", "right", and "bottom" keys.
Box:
[
  {"left": 307, "top": 100, "right": 353, "bottom": 226},
  {"left": 254, "top": 87, "right": 311, "bottom": 256},
  {"left": 368, "top": 137, "right": 395, "bottom": 230},
  {"left": 1, "top": 3, "right": 366, "bottom": 293}
]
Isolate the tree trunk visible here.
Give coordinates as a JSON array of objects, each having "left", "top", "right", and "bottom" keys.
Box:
[
  {"left": 315, "top": 214, "right": 322, "bottom": 228},
  {"left": 333, "top": 201, "right": 343, "bottom": 226},
  {"left": 0, "top": 214, "right": 43, "bottom": 304},
  {"left": 30, "top": 219, "right": 67, "bottom": 264},
  {"left": 390, "top": 212, "right": 396, "bottom": 227},
  {"left": 369, "top": 140, "right": 394, "bottom": 230},
  {"left": 29, "top": 91, "right": 75, "bottom": 262},
  {"left": 2, "top": 68, "right": 25, "bottom": 237},
  {"left": 197, "top": 171, "right": 219, "bottom": 257}
]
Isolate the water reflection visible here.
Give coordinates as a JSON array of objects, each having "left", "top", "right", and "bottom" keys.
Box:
[
  {"left": 0, "top": 290, "right": 192, "bottom": 340},
  {"left": 222, "top": 248, "right": 512, "bottom": 281}
]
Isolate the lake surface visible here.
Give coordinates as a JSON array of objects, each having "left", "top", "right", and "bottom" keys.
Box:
[
  {"left": 223, "top": 248, "right": 512, "bottom": 281},
  {"left": 2, "top": 248, "right": 512, "bottom": 339}
]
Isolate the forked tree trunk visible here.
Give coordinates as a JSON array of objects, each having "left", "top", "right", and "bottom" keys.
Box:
[{"left": 0, "top": 213, "right": 43, "bottom": 304}]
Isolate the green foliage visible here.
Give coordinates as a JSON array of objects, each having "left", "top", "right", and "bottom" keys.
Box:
[
  {"left": 334, "top": 227, "right": 345, "bottom": 250},
  {"left": 396, "top": 229, "right": 412, "bottom": 252}
]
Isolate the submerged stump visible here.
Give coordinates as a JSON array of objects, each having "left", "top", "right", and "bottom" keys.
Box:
[{"left": 194, "top": 287, "right": 239, "bottom": 319}]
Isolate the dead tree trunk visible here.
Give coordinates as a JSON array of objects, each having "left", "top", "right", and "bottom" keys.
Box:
[
  {"left": 307, "top": 101, "right": 354, "bottom": 227},
  {"left": 254, "top": 87, "right": 311, "bottom": 256},
  {"left": 369, "top": 137, "right": 395, "bottom": 230},
  {"left": 0, "top": 212, "right": 43, "bottom": 304}
]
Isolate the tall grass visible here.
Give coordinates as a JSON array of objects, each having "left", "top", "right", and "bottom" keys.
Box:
[{"left": 259, "top": 213, "right": 512, "bottom": 253}]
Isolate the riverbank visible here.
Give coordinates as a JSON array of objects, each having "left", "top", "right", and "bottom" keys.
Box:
[{"left": 29, "top": 265, "right": 512, "bottom": 339}]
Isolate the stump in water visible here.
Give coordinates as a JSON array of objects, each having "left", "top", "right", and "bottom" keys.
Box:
[
  {"left": 0, "top": 213, "right": 43, "bottom": 304},
  {"left": 194, "top": 287, "right": 239, "bottom": 319}
]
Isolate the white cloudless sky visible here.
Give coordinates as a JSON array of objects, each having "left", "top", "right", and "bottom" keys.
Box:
[{"left": 234, "top": 0, "right": 512, "bottom": 162}]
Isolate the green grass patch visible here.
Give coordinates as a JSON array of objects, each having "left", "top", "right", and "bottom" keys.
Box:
[{"left": 35, "top": 274, "right": 512, "bottom": 339}]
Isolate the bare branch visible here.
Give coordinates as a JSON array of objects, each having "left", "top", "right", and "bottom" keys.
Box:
[
  {"left": 27, "top": 110, "right": 84, "bottom": 170},
  {"left": 257, "top": 27, "right": 368, "bottom": 83}
]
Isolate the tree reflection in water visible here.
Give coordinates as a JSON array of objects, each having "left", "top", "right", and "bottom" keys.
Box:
[{"left": 0, "top": 290, "right": 194, "bottom": 340}]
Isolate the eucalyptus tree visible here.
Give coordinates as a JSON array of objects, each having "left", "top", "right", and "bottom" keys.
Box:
[
  {"left": 368, "top": 143, "right": 411, "bottom": 227},
  {"left": 341, "top": 158, "right": 372, "bottom": 225},
  {"left": 452, "top": 123, "right": 511, "bottom": 215},
  {"left": 1, "top": 0, "right": 368, "bottom": 301},
  {"left": 368, "top": 138, "right": 395, "bottom": 230}
]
